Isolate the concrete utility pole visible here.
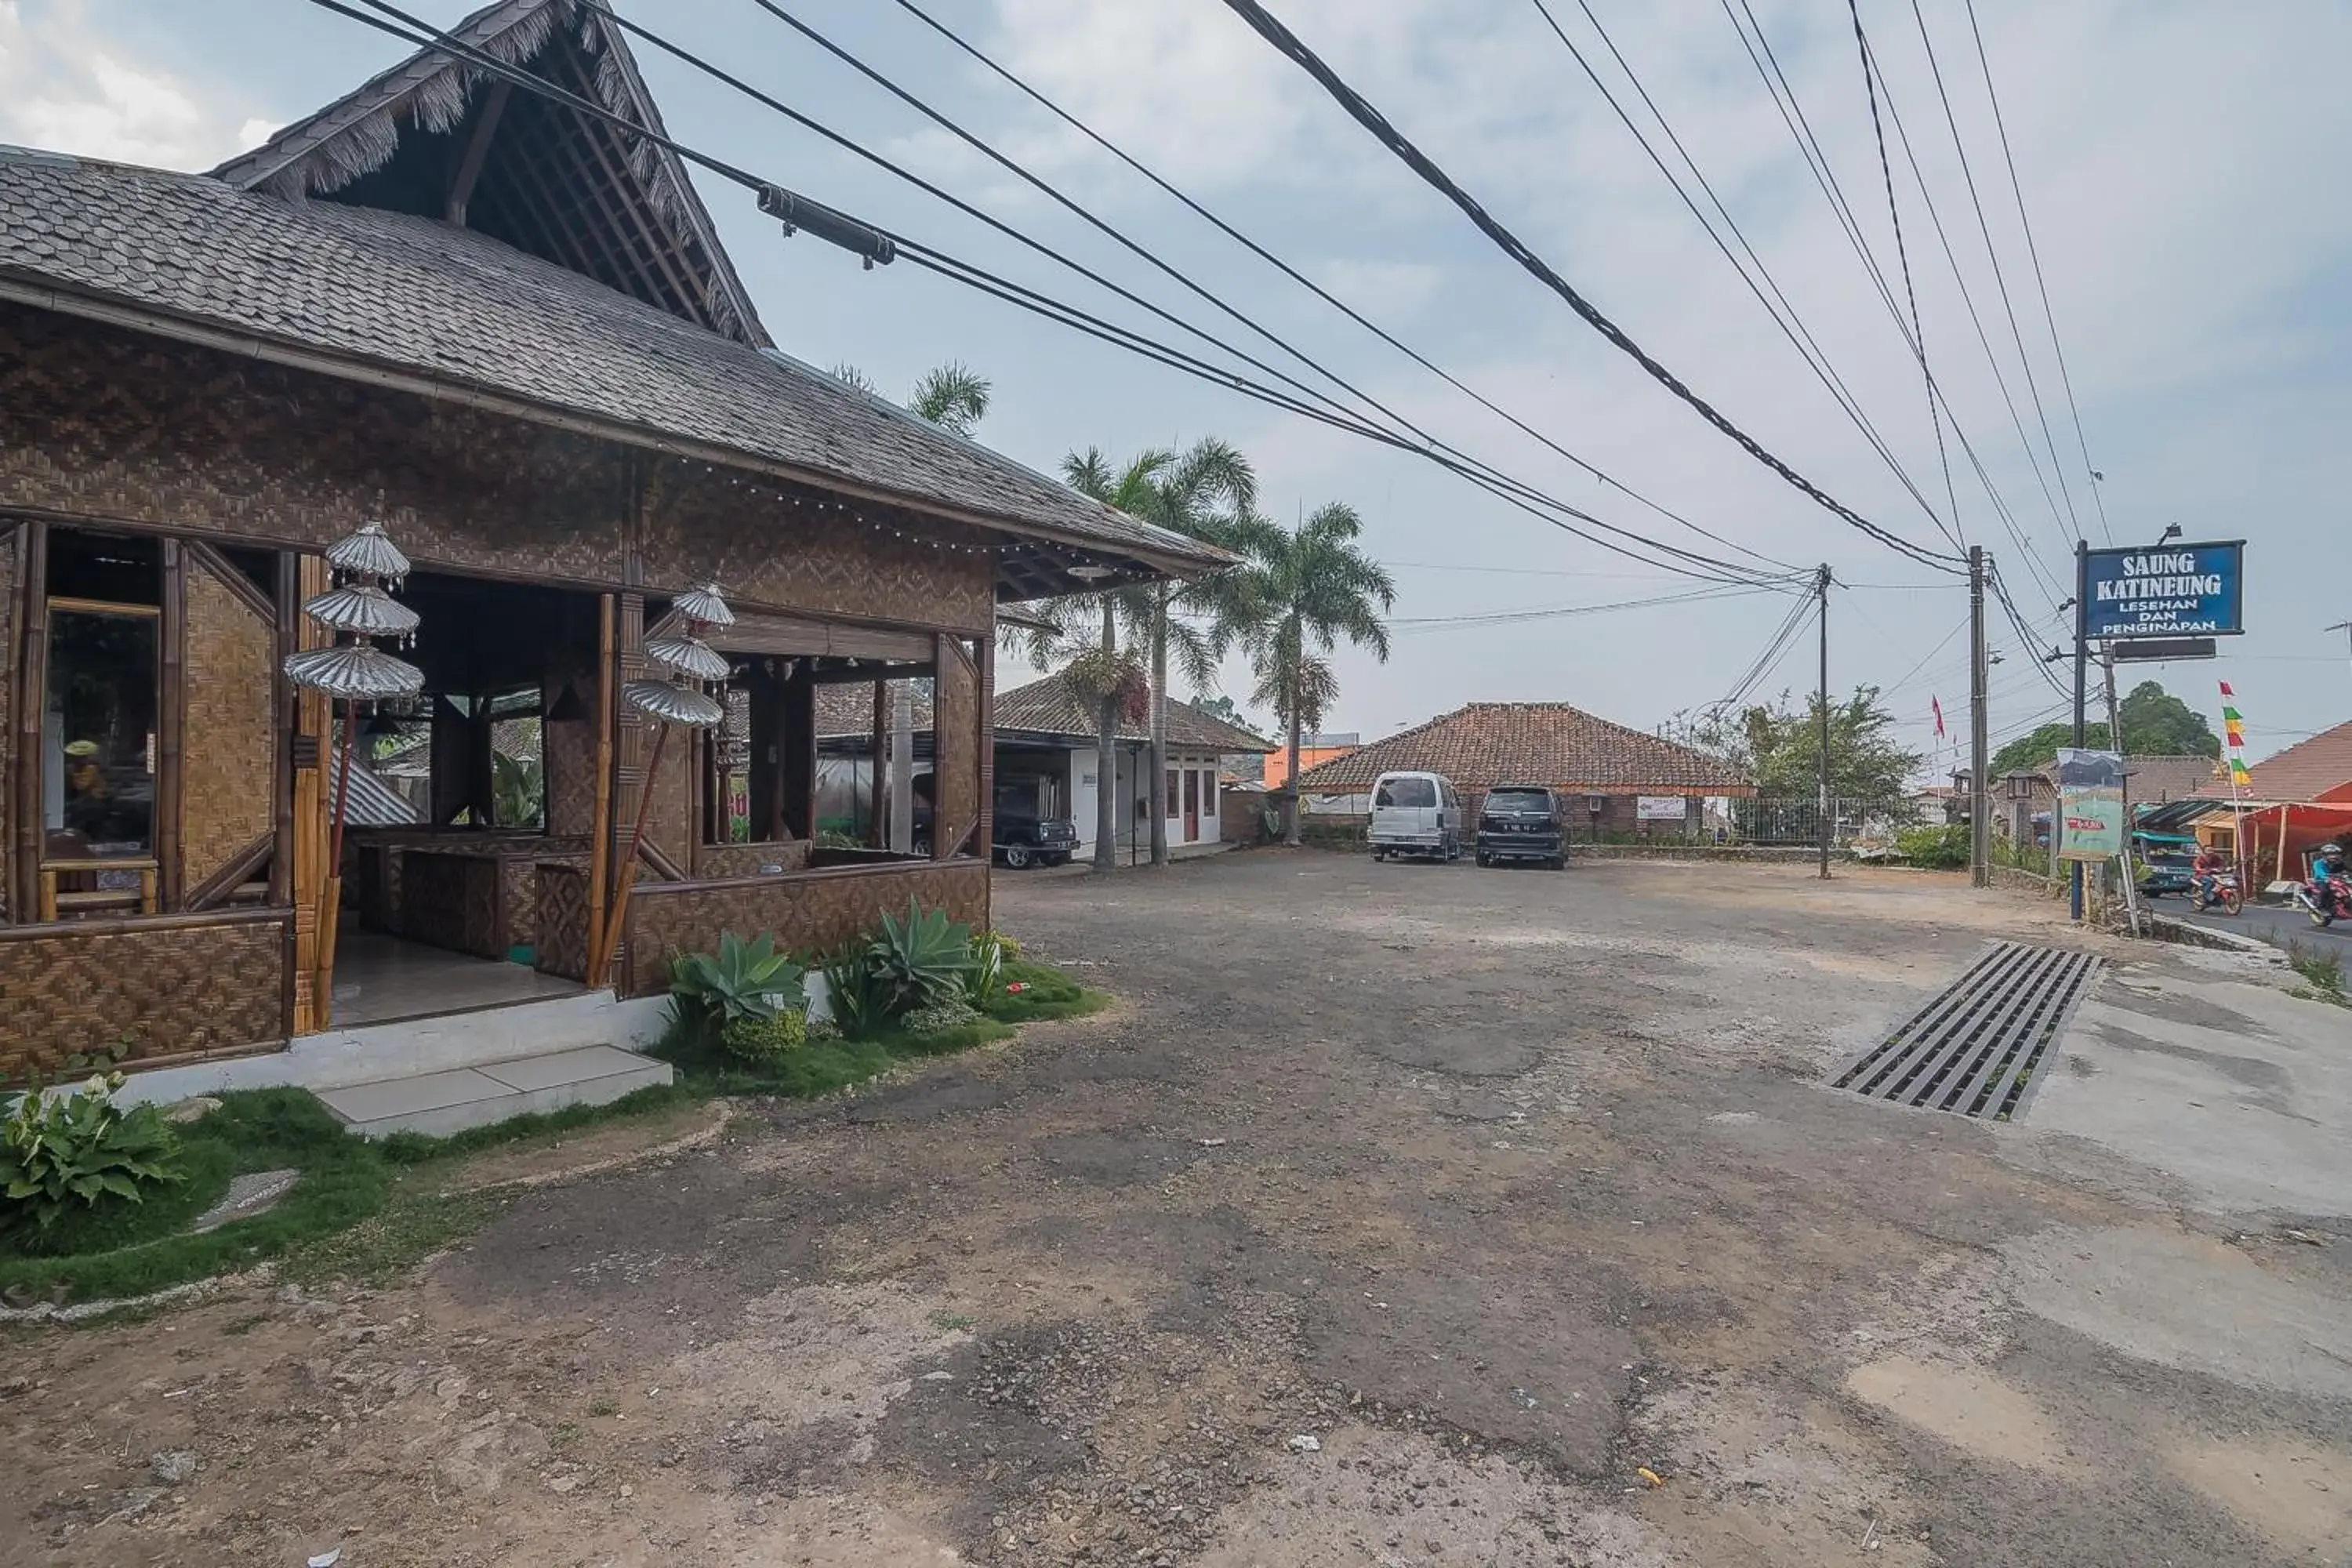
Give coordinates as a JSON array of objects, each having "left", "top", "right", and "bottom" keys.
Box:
[
  {"left": 2070, "top": 539, "right": 2089, "bottom": 922},
  {"left": 1817, "top": 563, "right": 1833, "bottom": 881},
  {"left": 2103, "top": 644, "right": 2142, "bottom": 935},
  {"left": 1969, "top": 546, "right": 1991, "bottom": 888}
]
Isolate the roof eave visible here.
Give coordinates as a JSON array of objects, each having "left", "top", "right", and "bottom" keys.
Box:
[{"left": 1, "top": 273, "right": 1226, "bottom": 580}]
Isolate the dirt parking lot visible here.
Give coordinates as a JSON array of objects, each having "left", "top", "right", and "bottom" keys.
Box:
[{"left": 8, "top": 851, "right": 2350, "bottom": 1567}]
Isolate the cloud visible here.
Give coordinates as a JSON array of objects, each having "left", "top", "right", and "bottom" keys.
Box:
[{"left": 0, "top": 1, "right": 253, "bottom": 170}]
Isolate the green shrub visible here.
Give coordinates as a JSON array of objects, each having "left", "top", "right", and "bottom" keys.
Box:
[
  {"left": 818, "top": 947, "right": 888, "bottom": 1040},
  {"left": 1896, "top": 822, "right": 1971, "bottom": 869},
  {"left": 981, "top": 929, "right": 1024, "bottom": 960},
  {"left": 2, "top": 1073, "right": 185, "bottom": 1249},
  {"left": 964, "top": 932, "right": 1007, "bottom": 1008},
  {"left": 869, "top": 899, "right": 976, "bottom": 1017},
  {"left": 670, "top": 931, "right": 806, "bottom": 1029},
  {"left": 720, "top": 1011, "right": 807, "bottom": 1063},
  {"left": 804, "top": 1014, "right": 842, "bottom": 1044},
  {"left": 902, "top": 999, "right": 983, "bottom": 1035}
]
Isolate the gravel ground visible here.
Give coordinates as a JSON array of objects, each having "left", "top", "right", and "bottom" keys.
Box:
[{"left": 6, "top": 851, "right": 2349, "bottom": 1567}]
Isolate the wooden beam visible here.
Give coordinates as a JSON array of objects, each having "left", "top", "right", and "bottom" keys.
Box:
[
  {"left": 869, "top": 679, "right": 887, "bottom": 849},
  {"left": 13, "top": 521, "right": 46, "bottom": 924},
  {"left": 445, "top": 80, "right": 510, "bottom": 227},
  {"left": 586, "top": 593, "right": 615, "bottom": 985}
]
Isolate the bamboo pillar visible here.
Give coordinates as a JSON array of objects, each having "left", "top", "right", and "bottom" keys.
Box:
[
  {"left": 288, "top": 554, "right": 332, "bottom": 1033},
  {"left": 586, "top": 593, "right": 616, "bottom": 987}
]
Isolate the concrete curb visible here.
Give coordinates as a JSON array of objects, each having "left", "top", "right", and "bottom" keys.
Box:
[{"left": 2143, "top": 913, "right": 2288, "bottom": 960}]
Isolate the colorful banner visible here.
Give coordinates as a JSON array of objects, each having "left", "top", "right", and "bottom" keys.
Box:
[{"left": 2054, "top": 748, "right": 2126, "bottom": 862}]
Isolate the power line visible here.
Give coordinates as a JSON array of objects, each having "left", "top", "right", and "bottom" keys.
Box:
[
  {"left": 1214, "top": 0, "right": 1965, "bottom": 574},
  {"left": 1962, "top": 0, "right": 2113, "bottom": 546},
  {"left": 1715, "top": 0, "right": 2070, "bottom": 608},
  {"left": 1525, "top": 0, "right": 1959, "bottom": 553},
  {"left": 313, "top": 0, "right": 1782, "bottom": 586},
  {"left": 880, "top": 0, "right": 1795, "bottom": 575},
  {"left": 1389, "top": 582, "right": 1784, "bottom": 632},
  {"left": 1905, "top": 0, "right": 2082, "bottom": 544}
]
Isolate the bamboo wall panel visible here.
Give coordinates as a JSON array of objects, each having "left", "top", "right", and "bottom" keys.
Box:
[
  {"left": 619, "top": 859, "right": 986, "bottom": 997},
  {"left": 2, "top": 308, "right": 997, "bottom": 626},
  {"left": 635, "top": 708, "right": 694, "bottom": 874},
  {"left": 0, "top": 525, "right": 15, "bottom": 922},
  {"left": 935, "top": 636, "right": 981, "bottom": 858},
  {"left": 543, "top": 713, "right": 598, "bottom": 838},
  {"left": 535, "top": 862, "right": 590, "bottom": 982},
  {"left": 0, "top": 915, "right": 286, "bottom": 1082},
  {"left": 696, "top": 840, "right": 810, "bottom": 880},
  {"left": 181, "top": 557, "right": 278, "bottom": 893}
]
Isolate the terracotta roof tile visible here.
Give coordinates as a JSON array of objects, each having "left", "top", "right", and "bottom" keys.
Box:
[
  {"left": 2244, "top": 718, "right": 2352, "bottom": 804},
  {"left": 1292, "top": 702, "right": 1748, "bottom": 794}
]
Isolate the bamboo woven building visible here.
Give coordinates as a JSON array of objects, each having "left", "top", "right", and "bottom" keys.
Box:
[{"left": 0, "top": 0, "right": 1221, "bottom": 1083}]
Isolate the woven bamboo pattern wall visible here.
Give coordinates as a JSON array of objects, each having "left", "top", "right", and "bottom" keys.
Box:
[
  {"left": 0, "top": 914, "right": 286, "bottom": 1081},
  {"left": 543, "top": 714, "right": 597, "bottom": 838},
  {"left": 2, "top": 308, "right": 1001, "bottom": 628},
  {"left": 181, "top": 556, "right": 277, "bottom": 891},
  {"left": 535, "top": 862, "right": 590, "bottom": 982},
  {"left": 696, "top": 840, "right": 810, "bottom": 880},
  {"left": 619, "top": 860, "right": 986, "bottom": 997},
  {"left": 0, "top": 524, "right": 15, "bottom": 923}
]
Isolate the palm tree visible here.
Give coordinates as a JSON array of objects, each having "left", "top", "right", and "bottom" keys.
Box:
[
  {"left": 1053, "top": 441, "right": 1258, "bottom": 867},
  {"left": 1231, "top": 503, "right": 1395, "bottom": 845},
  {"left": 829, "top": 361, "right": 993, "bottom": 440}
]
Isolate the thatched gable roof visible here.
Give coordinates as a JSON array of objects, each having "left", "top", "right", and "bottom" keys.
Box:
[{"left": 211, "top": 0, "right": 764, "bottom": 347}]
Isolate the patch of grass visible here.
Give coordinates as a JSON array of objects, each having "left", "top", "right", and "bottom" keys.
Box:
[
  {"left": 375, "top": 1082, "right": 704, "bottom": 1167},
  {"left": 2286, "top": 940, "right": 2347, "bottom": 1007},
  {"left": 984, "top": 958, "right": 1111, "bottom": 1025},
  {"left": 0, "top": 1090, "right": 390, "bottom": 1305},
  {"left": 929, "top": 1309, "right": 976, "bottom": 1330},
  {"left": 7, "top": 1129, "right": 240, "bottom": 1260},
  {"left": 586, "top": 1396, "right": 621, "bottom": 1417},
  {"left": 278, "top": 1187, "right": 499, "bottom": 1290}
]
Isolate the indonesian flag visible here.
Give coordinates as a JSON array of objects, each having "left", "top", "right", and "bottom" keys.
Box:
[
  {"left": 1932, "top": 696, "right": 1947, "bottom": 740},
  {"left": 2230, "top": 756, "right": 2253, "bottom": 787}
]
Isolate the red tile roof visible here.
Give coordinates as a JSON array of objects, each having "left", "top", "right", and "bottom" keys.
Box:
[
  {"left": 2121, "top": 754, "right": 2229, "bottom": 804},
  {"left": 2244, "top": 718, "right": 2352, "bottom": 804},
  {"left": 1290, "top": 702, "right": 1749, "bottom": 795}
]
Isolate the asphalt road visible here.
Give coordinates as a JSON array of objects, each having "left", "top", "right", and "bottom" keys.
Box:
[{"left": 2172, "top": 893, "right": 2352, "bottom": 956}]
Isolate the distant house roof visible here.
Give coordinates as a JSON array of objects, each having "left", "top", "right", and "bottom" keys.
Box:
[
  {"left": 811, "top": 673, "right": 1270, "bottom": 754},
  {"left": 2244, "top": 719, "right": 2352, "bottom": 804},
  {"left": 2024, "top": 753, "right": 2229, "bottom": 804},
  {"left": 994, "top": 673, "right": 1272, "bottom": 753},
  {"left": 0, "top": 0, "right": 1228, "bottom": 600},
  {"left": 1293, "top": 702, "right": 1750, "bottom": 795}
]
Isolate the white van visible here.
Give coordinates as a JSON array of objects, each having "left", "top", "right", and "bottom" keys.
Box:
[{"left": 1369, "top": 771, "right": 1464, "bottom": 862}]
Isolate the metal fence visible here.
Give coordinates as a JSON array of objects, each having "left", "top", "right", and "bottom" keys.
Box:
[{"left": 1661, "top": 797, "right": 1929, "bottom": 849}]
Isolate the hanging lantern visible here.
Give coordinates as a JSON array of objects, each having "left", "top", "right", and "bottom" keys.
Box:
[
  {"left": 622, "top": 678, "right": 724, "bottom": 728},
  {"left": 300, "top": 580, "right": 421, "bottom": 640},
  {"left": 671, "top": 582, "right": 735, "bottom": 627},
  {"left": 281, "top": 515, "right": 425, "bottom": 1031},
  {"left": 641, "top": 632, "right": 732, "bottom": 684}
]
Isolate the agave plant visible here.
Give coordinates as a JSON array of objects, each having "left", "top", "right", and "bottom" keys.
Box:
[
  {"left": 670, "top": 931, "right": 805, "bottom": 1027},
  {"left": 818, "top": 946, "right": 887, "bottom": 1039},
  {"left": 869, "top": 899, "right": 976, "bottom": 1018}
]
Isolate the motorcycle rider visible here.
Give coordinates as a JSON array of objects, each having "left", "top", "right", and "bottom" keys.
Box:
[
  {"left": 2191, "top": 843, "right": 2227, "bottom": 905},
  {"left": 2314, "top": 842, "right": 2347, "bottom": 916}
]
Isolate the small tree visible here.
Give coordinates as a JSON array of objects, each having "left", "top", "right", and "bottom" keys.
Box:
[{"left": 1668, "top": 685, "right": 1923, "bottom": 803}]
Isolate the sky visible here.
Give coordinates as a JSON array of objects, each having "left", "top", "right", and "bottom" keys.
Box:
[{"left": 4, "top": 0, "right": 2347, "bottom": 777}]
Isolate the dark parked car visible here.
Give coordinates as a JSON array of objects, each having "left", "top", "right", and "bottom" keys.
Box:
[
  {"left": 994, "top": 797, "right": 1079, "bottom": 869},
  {"left": 1475, "top": 784, "right": 1566, "bottom": 869}
]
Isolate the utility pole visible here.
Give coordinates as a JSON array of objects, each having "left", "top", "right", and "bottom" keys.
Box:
[
  {"left": 1969, "top": 546, "right": 1990, "bottom": 888},
  {"left": 1817, "top": 563, "right": 1833, "bottom": 881},
  {"left": 2103, "top": 644, "right": 2142, "bottom": 935},
  {"left": 2070, "top": 539, "right": 2089, "bottom": 922}
]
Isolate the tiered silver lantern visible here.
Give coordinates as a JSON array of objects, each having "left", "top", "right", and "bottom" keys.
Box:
[
  {"left": 593, "top": 583, "right": 734, "bottom": 977},
  {"left": 282, "top": 517, "right": 425, "bottom": 1025}
]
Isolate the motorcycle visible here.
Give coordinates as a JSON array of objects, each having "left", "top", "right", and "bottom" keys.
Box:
[
  {"left": 2189, "top": 867, "right": 2244, "bottom": 916},
  {"left": 2290, "top": 872, "right": 2352, "bottom": 928}
]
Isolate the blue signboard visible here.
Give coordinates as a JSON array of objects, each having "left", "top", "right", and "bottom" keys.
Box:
[{"left": 2082, "top": 540, "right": 2244, "bottom": 640}]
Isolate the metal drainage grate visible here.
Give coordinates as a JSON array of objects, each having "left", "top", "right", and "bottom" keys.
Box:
[{"left": 1833, "top": 942, "right": 2103, "bottom": 1120}]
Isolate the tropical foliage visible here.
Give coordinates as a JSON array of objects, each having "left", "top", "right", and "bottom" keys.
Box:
[
  {"left": 1988, "top": 680, "right": 2221, "bottom": 777},
  {"left": 2, "top": 1073, "right": 184, "bottom": 1245},
  {"left": 829, "top": 361, "right": 992, "bottom": 440},
  {"left": 1224, "top": 503, "right": 1396, "bottom": 844},
  {"left": 1667, "top": 686, "right": 1924, "bottom": 802},
  {"left": 869, "top": 899, "right": 978, "bottom": 1017},
  {"left": 670, "top": 931, "right": 806, "bottom": 1029}
]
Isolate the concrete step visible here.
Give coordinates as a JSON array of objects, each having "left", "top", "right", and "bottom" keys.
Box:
[{"left": 316, "top": 1045, "right": 673, "bottom": 1140}]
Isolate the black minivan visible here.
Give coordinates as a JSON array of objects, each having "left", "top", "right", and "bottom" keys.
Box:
[{"left": 1475, "top": 784, "right": 1566, "bottom": 869}]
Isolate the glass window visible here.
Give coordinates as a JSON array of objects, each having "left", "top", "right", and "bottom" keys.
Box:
[
  {"left": 1486, "top": 789, "right": 1553, "bottom": 815},
  {"left": 1375, "top": 776, "right": 1436, "bottom": 810},
  {"left": 1165, "top": 768, "right": 1179, "bottom": 818},
  {"left": 45, "top": 607, "right": 158, "bottom": 859}
]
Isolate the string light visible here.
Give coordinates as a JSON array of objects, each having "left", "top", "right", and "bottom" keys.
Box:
[{"left": 684, "top": 459, "right": 1133, "bottom": 579}]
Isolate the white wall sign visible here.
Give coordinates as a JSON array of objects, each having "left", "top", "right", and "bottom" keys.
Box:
[{"left": 1636, "top": 796, "right": 1687, "bottom": 821}]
